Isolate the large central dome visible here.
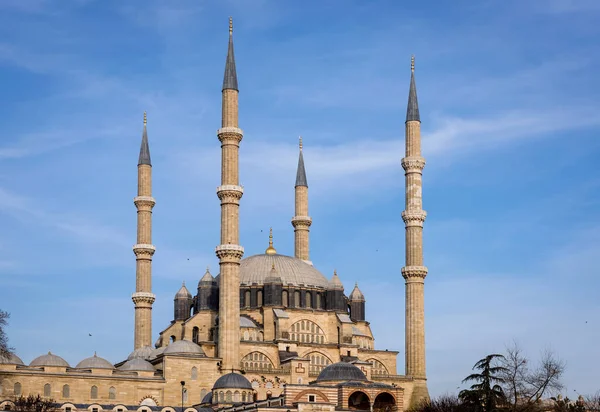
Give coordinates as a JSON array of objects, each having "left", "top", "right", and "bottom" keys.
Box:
[{"left": 240, "top": 254, "right": 329, "bottom": 288}]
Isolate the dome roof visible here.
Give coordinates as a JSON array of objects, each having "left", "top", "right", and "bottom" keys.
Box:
[
  {"left": 127, "top": 345, "right": 154, "bottom": 361},
  {"left": 199, "top": 268, "right": 214, "bottom": 287},
  {"left": 349, "top": 283, "right": 365, "bottom": 301},
  {"left": 163, "top": 340, "right": 205, "bottom": 356},
  {"left": 240, "top": 254, "right": 329, "bottom": 288},
  {"left": 149, "top": 346, "right": 166, "bottom": 359},
  {"left": 175, "top": 282, "right": 192, "bottom": 299},
  {"left": 30, "top": 352, "right": 70, "bottom": 367},
  {"left": 0, "top": 352, "right": 24, "bottom": 365},
  {"left": 316, "top": 362, "right": 367, "bottom": 382},
  {"left": 212, "top": 372, "right": 253, "bottom": 390},
  {"left": 118, "top": 358, "right": 155, "bottom": 372},
  {"left": 329, "top": 270, "right": 344, "bottom": 290},
  {"left": 201, "top": 392, "right": 213, "bottom": 404},
  {"left": 76, "top": 353, "right": 114, "bottom": 369}
]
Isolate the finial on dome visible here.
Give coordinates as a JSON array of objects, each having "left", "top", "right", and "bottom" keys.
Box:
[
  {"left": 182, "top": 280, "right": 185, "bottom": 286},
  {"left": 229, "top": 17, "right": 233, "bottom": 35},
  {"left": 411, "top": 55, "right": 415, "bottom": 72},
  {"left": 265, "top": 227, "right": 277, "bottom": 255},
  {"left": 206, "top": 265, "right": 210, "bottom": 272},
  {"left": 94, "top": 351, "right": 97, "bottom": 357}
]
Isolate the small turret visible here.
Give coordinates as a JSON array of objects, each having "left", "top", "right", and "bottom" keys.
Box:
[
  {"left": 264, "top": 263, "right": 283, "bottom": 306},
  {"left": 195, "top": 267, "right": 218, "bottom": 313},
  {"left": 327, "top": 270, "right": 346, "bottom": 312},
  {"left": 174, "top": 282, "right": 192, "bottom": 321},
  {"left": 349, "top": 283, "right": 366, "bottom": 321}
]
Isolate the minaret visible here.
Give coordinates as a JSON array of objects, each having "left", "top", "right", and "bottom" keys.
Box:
[
  {"left": 132, "top": 112, "right": 156, "bottom": 350},
  {"left": 215, "top": 17, "right": 244, "bottom": 372},
  {"left": 401, "top": 56, "right": 429, "bottom": 403},
  {"left": 291, "top": 137, "right": 312, "bottom": 262}
]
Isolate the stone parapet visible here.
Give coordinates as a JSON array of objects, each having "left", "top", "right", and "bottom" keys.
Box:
[
  {"left": 133, "top": 244, "right": 156, "bottom": 259},
  {"left": 217, "top": 185, "right": 244, "bottom": 204},
  {"left": 217, "top": 127, "right": 243, "bottom": 143},
  {"left": 132, "top": 292, "right": 156, "bottom": 305},
  {"left": 401, "top": 266, "right": 428, "bottom": 281},
  {"left": 134, "top": 196, "right": 156, "bottom": 209},
  {"left": 401, "top": 210, "right": 427, "bottom": 227},
  {"left": 291, "top": 216, "right": 312, "bottom": 226},
  {"left": 401, "top": 156, "right": 426, "bottom": 174},
  {"left": 215, "top": 244, "right": 245, "bottom": 261}
]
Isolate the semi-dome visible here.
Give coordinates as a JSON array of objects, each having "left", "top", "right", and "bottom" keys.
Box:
[
  {"left": 30, "top": 352, "right": 70, "bottom": 367},
  {"left": 0, "top": 352, "right": 24, "bottom": 365},
  {"left": 163, "top": 340, "right": 205, "bottom": 356},
  {"left": 76, "top": 353, "right": 114, "bottom": 369},
  {"left": 240, "top": 254, "right": 329, "bottom": 288},
  {"left": 212, "top": 372, "right": 253, "bottom": 390},
  {"left": 316, "top": 362, "right": 367, "bottom": 382},
  {"left": 118, "top": 358, "right": 155, "bottom": 372},
  {"left": 127, "top": 345, "right": 154, "bottom": 361},
  {"left": 349, "top": 283, "right": 365, "bottom": 301}
]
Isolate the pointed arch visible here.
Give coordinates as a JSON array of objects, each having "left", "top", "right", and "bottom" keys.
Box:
[
  {"left": 302, "top": 351, "right": 333, "bottom": 375},
  {"left": 290, "top": 319, "right": 326, "bottom": 344},
  {"left": 241, "top": 351, "right": 274, "bottom": 371},
  {"left": 368, "top": 358, "right": 389, "bottom": 376}
]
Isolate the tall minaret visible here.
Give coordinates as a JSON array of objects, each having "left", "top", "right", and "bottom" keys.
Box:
[
  {"left": 132, "top": 112, "right": 156, "bottom": 350},
  {"left": 291, "top": 137, "right": 312, "bottom": 262},
  {"left": 215, "top": 17, "right": 244, "bottom": 372},
  {"left": 401, "top": 56, "right": 430, "bottom": 404}
]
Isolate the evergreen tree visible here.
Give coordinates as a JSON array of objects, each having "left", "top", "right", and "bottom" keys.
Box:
[{"left": 459, "top": 354, "right": 508, "bottom": 412}]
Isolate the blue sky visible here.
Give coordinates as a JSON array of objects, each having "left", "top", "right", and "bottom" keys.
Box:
[{"left": 1, "top": 0, "right": 599, "bottom": 398}]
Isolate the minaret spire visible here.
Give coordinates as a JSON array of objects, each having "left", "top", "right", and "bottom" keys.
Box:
[
  {"left": 216, "top": 17, "right": 244, "bottom": 373},
  {"left": 401, "top": 56, "right": 429, "bottom": 405},
  {"left": 223, "top": 16, "right": 238, "bottom": 91},
  {"left": 292, "top": 136, "right": 312, "bottom": 262},
  {"left": 132, "top": 112, "right": 156, "bottom": 350}
]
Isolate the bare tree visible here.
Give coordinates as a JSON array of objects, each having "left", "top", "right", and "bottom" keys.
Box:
[
  {"left": 0, "top": 309, "right": 13, "bottom": 358},
  {"left": 500, "top": 342, "right": 565, "bottom": 412},
  {"left": 583, "top": 392, "right": 600, "bottom": 412},
  {"left": 13, "top": 395, "right": 57, "bottom": 412}
]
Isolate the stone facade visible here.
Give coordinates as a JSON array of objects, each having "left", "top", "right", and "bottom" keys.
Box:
[{"left": 0, "top": 23, "right": 430, "bottom": 412}]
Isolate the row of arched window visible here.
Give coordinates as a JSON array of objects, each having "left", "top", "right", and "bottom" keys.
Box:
[
  {"left": 212, "top": 390, "right": 252, "bottom": 404},
  {"left": 241, "top": 290, "right": 324, "bottom": 309},
  {"left": 352, "top": 336, "right": 373, "bottom": 349},
  {"left": 241, "top": 352, "right": 274, "bottom": 371},
  {"left": 241, "top": 330, "right": 264, "bottom": 341},
  {"left": 10, "top": 383, "right": 118, "bottom": 400},
  {"left": 289, "top": 320, "right": 326, "bottom": 344}
]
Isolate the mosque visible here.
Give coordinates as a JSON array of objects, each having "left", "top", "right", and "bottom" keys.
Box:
[{"left": 0, "top": 19, "right": 429, "bottom": 412}]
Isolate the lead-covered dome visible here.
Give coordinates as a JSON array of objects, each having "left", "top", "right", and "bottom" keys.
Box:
[
  {"left": 30, "top": 352, "right": 70, "bottom": 367},
  {"left": 240, "top": 254, "right": 329, "bottom": 288},
  {"left": 163, "top": 340, "right": 205, "bottom": 356},
  {"left": 118, "top": 358, "right": 155, "bottom": 372},
  {"left": 127, "top": 345, "right": 154, "bottom": 361},
  {"left": 0, "top": 353, "right": 24, "bottom": 365},
  {"left": 316, "top": 362, "right": 367, "bottom": 382},
  {"left": 212, "top": 372, "right": 253, "bottom": 390},
  {"left": 76, "top": 353, "right": 114, "bottom": 369}
]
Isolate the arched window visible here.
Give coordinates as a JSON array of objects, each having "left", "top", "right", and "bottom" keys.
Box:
[
  {"left": 170, "top": 335, "right": 176, "bottom": 343},
  {"left": 265, "top": 381, "right": 273, "bottom": 389},
  {"left": 290, "top": 320, "right": 326, "bottom": 344},
  {"left": 305, "top": 292, "right": 312, "bottom": 308},
  {"left": 294, "top": 291, "right": 301, "bottom": 307},
  {"left": 191, "top": 366, "right": 198, "bottom": 380},
  {"left": 282, "top": 290, "right": 288, "bottom": 307},
  {"left": 243, "top": 330, "right": 249, "bottom": 341},
  {"left": 242, "top": 392, "right": 246, "bottom": 403},
  {"left": 226, "top": 391, "right": 232, "bottom": 403},
  {"left": 192, "top": 327, "right": 199, "bottom": 344},
  {"left": 62, "top": 384, "right": 70, "bottom": 398},
  {"left": 234, "top": 391, "right": 240, "bottom": 402},
  {"left": 44, "top": 384, "right": 51, "bottom": 397},
  {"left": 241, "top": 352, "right": 274, "bottom": 371},
  {"left": 109, "top": 387, "right": 116, "bottom": 400},
  {"left": 369, "top": 359, "right": 389, "bottom": 376},
  {"left": 14, "top": 383, "right": 21, "bottom": 396},
  {"left": 200, "top": 389, "right": 207, "bottom": 401},
  {"left": 257, "top": 290, "right": 263, "bottom": 306},
  {"left": 306, "top": 351, "right": 333, "bottom": 375},
  {"left": 90, "top": 385, "right": 98, "bottom": 399},
  {"left": 244, "top": 290, "right": 251, "bottom": 307}
]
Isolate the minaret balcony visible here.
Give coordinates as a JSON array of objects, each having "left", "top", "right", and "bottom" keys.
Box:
[
  {"left": 401, "top": 156, "right": 426, "bottom": 173},
  {"left": 401, "top": 265, "right": 428, "bottom": 281},
  {"left": 291, "top": 216, "right": 312, "bottom": 226},
  {"left": 401, "top": 210, "right": 427, "bottom": 227}
]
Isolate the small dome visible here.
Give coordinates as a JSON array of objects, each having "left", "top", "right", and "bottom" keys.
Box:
[
  {"left": 201, "top": 392, "right": 213, "bottom": 404},
  {"left": 328, "top": 270, "right": 344, "bottom": 290},
  {"left": 175, "top": 282, "right": 192, "bottom": 299},
  {"left": 199, "top": 268, "right": 214, "bottom": 287},
  {"left": 149, "top": 346, "right": 166, "bottom": 359},
  {"left": 349, "top": 283, "right": 365, "bottom": 301},
  {"left": 30, "top": 351, "right": 70, "bottom": 367},
  {"left": 0, "top": 353, "right": 24, "bottom": 365},
  {"left": 127, "top": 345, "right": 154, "bottom": 361},
  {"left": 118, "top": 358, "right": 155, "bottom": 372},
  {"left": 316, "top": 362, "right": 367, "bottom": 382},
  {"left": 76, "top": 353, "right": 114, "bottom": 369},
  {"left": 212, "top": 372, "right": 253, "bottom": 390},
  {"left": 163, "top": 340, "right": 205, "bottom": 356}
]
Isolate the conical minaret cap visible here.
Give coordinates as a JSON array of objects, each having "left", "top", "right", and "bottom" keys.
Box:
[
  {"left": 222, "top": 17, "right": 239, "bottom": 91},
  {"left": 295, "top": 136, "right": 308, "bottom": 187},
  {"left": 265, "top": 262, "right": 282, "bottom": 284},
  {"left": 329, "top": 270, "right": 344, "bottom": 290},
  {"left": 138, "top": 111, "right": 152, "bottom": 166},
  {"left": 406, "top": 56, "right": 420, "bottom": 122},
  {"left": 199, "top": 266, "right": 215, "bottom": 287},
  {"left": 175, "top": 282, "right": 192, "bottom": 299}
]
